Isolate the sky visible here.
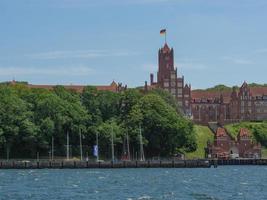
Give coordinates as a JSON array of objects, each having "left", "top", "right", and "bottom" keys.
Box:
[{"left": 1, "top": 0, "right": 267, "bottom": 89}]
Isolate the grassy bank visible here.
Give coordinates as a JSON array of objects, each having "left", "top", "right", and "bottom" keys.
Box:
[{"left": 185, "top": 125, "right": 214, "bottom": 159}]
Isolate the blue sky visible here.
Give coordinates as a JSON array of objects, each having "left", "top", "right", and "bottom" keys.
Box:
[{"left": 1, "top": 0, "right": 267, "bottom": 89}]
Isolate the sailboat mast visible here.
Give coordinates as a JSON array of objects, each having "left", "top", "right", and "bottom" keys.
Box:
[
  {"left": 66, "top": 131, "right": 69, "bottom": 160},
  {"left": 126, "top": 132, "right": 130, "bottom": 160},
  {"left": 139, "top": 124, "right": 145, "bottom": 161},
  {"left": 111, "top": 126, "right": 115, "bottom": 162},
  {"left": 52, "top": 136, "right": 54, "bottom": 161},
  {"left": 79, "top": 127, "right": 83, "bottom": 161},
  {"left": 96, "top": 132, "right": 99, "bottom": 161}
]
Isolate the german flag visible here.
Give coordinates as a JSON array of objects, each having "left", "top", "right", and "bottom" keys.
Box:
[{"left": 160, "top": 29, "right": 166, "bottom": 35}]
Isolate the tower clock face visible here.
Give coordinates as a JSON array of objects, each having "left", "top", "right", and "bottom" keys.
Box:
[{"left": 165, "top": 56, "right": 169, "bottom": 60}]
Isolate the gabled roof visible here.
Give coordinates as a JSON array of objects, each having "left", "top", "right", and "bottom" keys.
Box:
[
  {"left": 238, "top": 128, "right": 250, "bottom": 138},
  {"left": 216, "top": 127, "right": 227, "bottom": 137}
]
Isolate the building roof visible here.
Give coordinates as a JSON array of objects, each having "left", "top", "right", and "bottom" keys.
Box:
[
  {"left": 238, "top": 128, "right": 251, "bottom": 138},
  {"left": 250, "top": 87, "right": 267, "bottom": 96},
  {"left": 216, "top": 127, "right": 228, "bottom": 137},
  {"left": 192, "top": 86, "right": 267, "bottom": 103},
  {"left": 27, "top": 81, "right": 118, "bottom": 93},
  {"left": 191, "top": 90, "right": 232, "bottom": 103}
]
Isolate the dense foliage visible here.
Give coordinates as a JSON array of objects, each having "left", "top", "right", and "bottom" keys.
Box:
[
  {"left": 0, "top": 83, "right": 196, "bottom": 159},
  {"left": 194, "top": 83, "right": 267, "bottom": 93}
]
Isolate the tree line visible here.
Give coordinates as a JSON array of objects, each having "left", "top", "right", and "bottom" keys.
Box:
[{"left": 0, "top": 83, "right": 196, "bottom": 160}]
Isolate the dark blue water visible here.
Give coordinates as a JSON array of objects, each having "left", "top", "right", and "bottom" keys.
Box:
[{"left": 0, "top": 166, "right": 266, "bottom": 200}]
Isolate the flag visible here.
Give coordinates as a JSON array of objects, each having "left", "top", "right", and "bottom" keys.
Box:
[
  {"left": 93, "top": 145, "right": 98, "bottom": 157},
  {"left": 160, "top": 29, "right": 166, "bottom": 35}
]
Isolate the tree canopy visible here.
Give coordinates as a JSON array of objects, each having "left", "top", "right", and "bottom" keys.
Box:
[{"left": 0, "top": 83, "right": 196, "bottom": 159}]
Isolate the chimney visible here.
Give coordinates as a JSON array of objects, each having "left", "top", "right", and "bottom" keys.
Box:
[
  {"left": 150, "top": 73, "right": 154, "bottom": 85},
  {"left": 145, "top": 81, "right": 148, "bottom": 92}
]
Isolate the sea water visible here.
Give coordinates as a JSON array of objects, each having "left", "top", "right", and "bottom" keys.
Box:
[{"left": 0, "top": 166, "right": 266, "bottom": 200}]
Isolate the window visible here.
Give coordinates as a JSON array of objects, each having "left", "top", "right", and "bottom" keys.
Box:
[{"left": 164, "top": 82, "right": 169, "bottom": 87}]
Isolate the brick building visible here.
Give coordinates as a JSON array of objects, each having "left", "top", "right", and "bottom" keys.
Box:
[
  {"left": 147, "top": 42, "right": 267, "bottom": 125},
  {"left": 206, "top": 127, "right": 261, "bottom": 159},
  {"left": 147, "top": 43, "right": 191, "bottom": 116}
]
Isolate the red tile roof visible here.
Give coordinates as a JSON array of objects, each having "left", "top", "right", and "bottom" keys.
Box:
[
  {"left": 192, "top": 87, "right": 267, "bottom": 103},
  {"left": 239, "top": 128, "right": 250, "bottom": 137},
  {"left": 216, "top": 127, "right": 227, "bottom": 137},
  {"left": 191, "top": 90, "right": 232, "bottom": 103},
  {"left": 250, "top": 87, "right": 267, "bottom": 96},
  {"left": 27, "top": 82, "right": 118, "bottom": 93}
]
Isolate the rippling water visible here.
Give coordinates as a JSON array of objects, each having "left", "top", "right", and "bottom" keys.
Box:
[{"left": 0, "top": 166, "right": 266, "bottom": 200}]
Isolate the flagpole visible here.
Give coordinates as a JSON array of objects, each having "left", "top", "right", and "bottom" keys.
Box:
[{"left": 165, "top": 31, "right": 167, "bottom": 44}]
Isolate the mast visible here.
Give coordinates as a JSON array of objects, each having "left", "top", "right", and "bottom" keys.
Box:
[
  {"left": 79, "top": 127, "right": 83, "bottom": 161},
  {"left": 126, "top": 132, "right": 130, "bottom": 160},
  {"left": 67, "top": 131, "right": 70, "bottom": 160},
  {"left": 111, "top": 126, "right": 115, "bottom": 162},
  {"left": 51, "top": 136, "right": 54, "bottom": 161},
  {"left": 139, "top": 124, "right": 145, "bottom": 161},
  {"left": 96, "top": 132, "right": 99, "bottom": 161}
]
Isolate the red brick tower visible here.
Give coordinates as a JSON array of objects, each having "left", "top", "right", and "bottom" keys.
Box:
[
  {"left": 147, "top": 40, "right": 191, "bottom": 116},
  {"left": 239, "top": 82, "right": 253, "bottom": 120}
]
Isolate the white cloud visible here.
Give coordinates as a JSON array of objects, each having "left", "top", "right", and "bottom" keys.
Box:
[
  {"left": 56, "top": 0, "right": 178, "bottom": 6},
  {"left": 178, "top": 63, "right": 208, "bottom": 70},
  {"left": 26, "top": 50, "right": 139, "bottom": 60},
  {"left": 222, "top": 56, "right": 254, "bottom": 65},
  {"left": 0, "top": 65, "right": 93, "bottom": 76}
]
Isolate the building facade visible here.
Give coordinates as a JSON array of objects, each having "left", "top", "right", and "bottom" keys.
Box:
[
  {"left": 206, "top": 127, "right": 261, "bottom": 159},
  {"left": 147, "top": 43, "right": 267, "bottom": 125},
  {"left": 147, "top": 43, "right": 191, "bottom": 116}
]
